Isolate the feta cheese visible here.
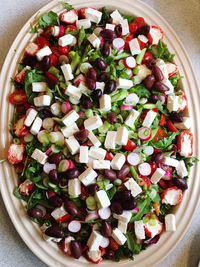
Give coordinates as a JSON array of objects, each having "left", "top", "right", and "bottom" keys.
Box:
[
  {"left": 65, "top": 136, "right": 80, "bottom": 155},
  {"left": 61, "top": 122, "right": 79, "bottom": 138},
  {"left": 88, "top": 33, "right": 101, "bottom": 49},
  {"left": 51, "top": 205, "right": 68, "bottom": 221},
  {"left": 133, "top": 64, "right": 152, "bottom": 84},
  {"left": 167, "top": 95, "right": 179, "bottom": 111},
  {"left": 86, "top": 157, "right": 95, "bottom": 168},
  {"left": 176, "top": 160, "right": 188, "bottom": 177},
  {"left": 115, "top": 126, "right": 129, "bottom": 145},
  {"left": 79, "top": 146, "right": 89, "bottom": 164},
  {"left": 99, "top": 94, "right": 111, "bottom": 112},
  {"left": 32, "top": 82, "right": 47, "bottom": 92},
  {"left": 62, "top": 110, "right": 79, "bottom": 127},
  {"left": 111, "top": 153, "right": 125, "bottom": 170},
  {"left": 61, "top": 64, "right": 74, "bottom": 81},
  {"left": 121, "top": 19, "right": 129, "bottom": 35},
  {"left": 95, "top": 190, "right": 111, "bottom": 208},
  {"left": 149, "top": 27, "right": 163, "bottom": 45},
  {"left": 88, "top": 131, "right": 101, "bottom": 147},
  {"left": 125, "top": 109, "right": 140, "bottom": 128},
  {"left": 36, "top": 46, "right": 52, "bottom": 61},
  {"left": 163, "top": 157, "right": 179, "bottom": 167},
  {"left": 34, "top": 95, "right": 51, "bottom": 107},
  {"left": 96, "top": 82, "right": 105, "bottom": 92},
  {"left": 68, "top": 178, "right": 81, "bottom": 196},
  {"left": 93, "top": 160, "right": 111, "bottom": 169},
  {"left": 87, "top": 250, "right": 102, "bottom": 262},
  {"left": 163, "top": 78, "right": 174, "bottom": 95},
  {"left": 24, "top": 108, "right": 38, "bottom": 127},
  {"left": 31, "top": 148, "right": 47, "bottom": 164},
  {"left": 85, "top": 8, "right": 102, "bottom": 24},
  {"left": 124, "top": 178, "right": 142, "bottom": 197},
  {"left": 106, "top": 23, "right": 115, "bottom": 31},
  {"left": 78, "top": 167, "right": 97, "bottom": 186},
  {"left": 76, "top": 19, "right": 91, "bottom": 29},
  {"left": 93, "top": 27, "right": 103, "bottom": 36},
  {"left": 87, "top": 230, "right": 103, "bottom": 251},
  {"left": 129, "top": 38, "right": 141, "bottom": 56},
  {"left": 150, "top": 168, "right": 165, "bottom": 184},
  {"left": 118, "top": 220, "right": 128, "bottom": 234},
  {"left": 30, "top": 117, "right": 42, "bottom": 135},
  {"left": 156, "top": 59, "right": 168, "bottom": 80},
  {"left": 89, "top": 147, "right": 106, "bottom": 160},
  {"left": 58, "top": 34, "right": 74, "bottom": 47},
  {"left": 84, "top": 115, "right": 103, "bottom": 131},
  {"left": 134, "top": 220, "right": 145, "bottom": 239},
  {"left": 117, "top": 78, "right": 133, "bottom": 89},
  {"left": 138, "top": 35, "right": 148, "bottom": 43},
  {"left": 65, "top": 84, "right": 81, "bottom": 100},
  {"left": 113, "top": 211, "right": 132, "bottom": 223},
  {"left": 174, "top": 117, "right": 191, "bottom": 130},
  {"left": 112, "top": 228, "right": 127, "bottom": 245},
  {"left": 104, "top": 131, "right": 117, "bottom": 149},
  {"left": 110, "top": 9, "right": 123, "bottom": 24},
  {"left": 78, "top": 82, "right": 91, "bottom": 95},
  {"left": 142, "top": 110, "right": 157, "bottom": 128},
  {"left": 179, "top": 133, "right": 192, "bottom": 157},
  {"left": 165, "top": 214, "right": 176, "bottom": 231}
]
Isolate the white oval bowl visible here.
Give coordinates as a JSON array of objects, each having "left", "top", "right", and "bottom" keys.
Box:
[{"left": 0, "top": 0, "right": 199, "bottom": 266}]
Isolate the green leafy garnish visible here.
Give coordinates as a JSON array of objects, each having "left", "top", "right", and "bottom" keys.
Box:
[
  {"left": 123, "top": 15, "right": 134, "bottom": 23},
  {"left": 149, "top": 131, "right": 179, "bottom": 149},
  {"left": 39, "top": 11, "right": 60, "bottom": 29},
  {"left": 96, "top": 7, "right": 110, "bottom": 27},
  {"left": 169, "top": 74, "right": 183, "bottom": 88},
  {"left": 107, "top": 185, "right": 117, "bottom": 200},
  {"left": 30, "top": 23, "right": 38, "bottom": 33},
  {"left": 148, "top": 40, "right": 175, "bottom": 62},
  {"left": 129, "top": 84, "right": 151, "bottom": 98},
  {"left": 59, "top": 1, "right": 73, "bottom": 10}
]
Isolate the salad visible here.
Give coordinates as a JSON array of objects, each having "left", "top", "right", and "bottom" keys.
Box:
[{"left": 7, "top": 1, "right": 198, "bottom": 263}]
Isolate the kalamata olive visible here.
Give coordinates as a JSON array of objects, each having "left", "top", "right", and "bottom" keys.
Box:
[
  {"left": 169, "top": 112, "right": 183, "bottom": 122},
  {"left": 122, "top": 197, "right": 137, "bottom": 210},
  {"left": 91, "top": 89, "right": 102, "bottom": 102},
  {"left": 143, "top": 75, "right": 156, "bottom": 90},
  {"left": 74, "top": 129, "right": 89, "bottom": 141},
  {"left": 98, "top": 72, "right": 110, "bottom": 82},
  {"left": 39, "top": 108, "right": 52, "bottom": 119},
  {"left": 86, "top": 78, "right": 96, "bottom": 90},
  {"left": 70, "top": 240, "right": 82, "bottom": 259},
  {"left": 101, "top": 221, "right": 112, "bottom": 237},
  {"left": 154, "top": 81, "right": 169, "bottom": 92},
  {"left": 81, "top": 98, "right": 92, "bottom": 109},
  {"left": 100, "top": 29, "right": 117, "bottom": 42},
  {"left": 104, "top": 248, "right": 115, "bottom": 259},
  {"left": 110, "top": 202, "right": 123, "bottom": 214},
  {"left": 135, "top": 25, "right": 150, "bottom": 37},
  {"left": 100, "top": 41, "right": 110, "bottom": 58},
  {"left": 104, "top": 80, "right": 116, "bottom": 94},
  {"left": 95, "top": 58, "right": 108, "bottom": 71},
  {"left": 45, "top": 224, "right": 64, "bottom": 238},
  {"left": 152, "top": 152, "right": 164, "bottom": 163},
  {"left": 114, "top": 190, "right": 132, "bottom": 203},
  {"left": 146, "top": 58, "right": 156, "bottom": 69},
  {"left": 22, "top": 55, "right": 37, "bottom": 68},
  {"left": 104, "top": 169, "right": 117, "bottom": 181},
  {"left": 42, "top": 55, "right": 51, "bottom": 71},
  {"left": 149, "top": 94, "right": 161, "bottom": 104},
  {"left": 48, "top": 153, "right": 62, "bottom": 164},
  {"left": 115, "top": 24, "right": 122, "bottom": 37},
  {"left": 64, "top": 199, "right": 79, "bottom": 216},
  {"left": 28, "top": 207, "right": 43, "bottom": 219},
  {"left": 173, "top": 177, "right": 188, "bottom": 191},
  {"left": 107, "top": 112, "right": 117, "bottom": 125},
  {"left": 49, "top": 169, "right": 59, "bottom": 185},
  {"left": 64, "top": 168, "right": 79, "bottom": 179},
  {"left": 117, "top": 165, "right": 130, "bottom": 179},
  {"left": 48, "top": 195, "right": 63, "bottom": 207},
  {"left": 87, "top": 68, "right": 97, "bottom": 81},
  {"left": 87, "top": 183, "right": 99, "bottom": 195},
  {"left": 152, "top": 65, "right": 164, "bottom": 81}
]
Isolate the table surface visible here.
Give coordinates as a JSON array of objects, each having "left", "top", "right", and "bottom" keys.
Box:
[{"left": 0, "top": 0, "right": 200, "bottom": 266}]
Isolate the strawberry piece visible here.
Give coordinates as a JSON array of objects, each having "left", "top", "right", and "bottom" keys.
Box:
[
  {"left": 161, "top": 186, "right": 183, "bottom": 205},
  {"left": 8, "top": 143, "right": 25, "bottom": 164},
  {"left": 13, "top": 115, "right": 29, "bottom": 137},
  {"left": 25, "top": 42, "right": 39, "bottom": 56},
  {"left": 148, "top": 26, "right": 164, "bottom": 45},
  {"left": 165, "top": 62, "right": 178, "bottom": 78},
  {"left": 18, "top": 179, "right": 34, "bottom": 196},
  {"left": 14, "top": 67, "right": 29, "bottom": 84},
  {"left": 144, "top": 213, "right": 163, "bottom": 238},
  {"left": 177, "top": 130, "right": 193, "bottom": 157},
  {"left": 60, "top": 9, "right": 78, "bottom": 24}
]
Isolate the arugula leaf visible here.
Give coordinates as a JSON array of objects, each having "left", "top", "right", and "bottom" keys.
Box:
[
  {"left": 30, "top": 23, "right": 38, "bottom": 33},
  {"left": 59, "top": 1, "right": 73, "bottom": 10},
  {"left": 14, "top": 188, "right": 29, "bottom": 202},
  {"left": 125, "top": 230, "right": 142, "bottom": 254},
  {"left": 148, "top": 40, "right": 175, "bottom": 62},
  {"left": 123, "top": 15, "right": 134, "bottom": 23},
  {"left": 149, "top": 131, "right": 179, "bottom": 149},
  {"left": 78, "top": 26, "right": 85, "bottom": 47},
  {"left": 39, "top": 11, "right": 60, "bottom": 29},
  {"left": 169, "top": 74, "right": 183, "bottom": 88},
  {"left": 156, "top": 100, "right": 169, "bottom": 116},
  {"left": 130, "top": 199, "right": 148, "bottom": 222},
  {"left": 129, "top": 84, "right": 151, "bottom": 98},
  {"left": 80, "top": 90, "right": 93, "bottom": 102},
  {"left": 27, "top": 190, "right": 54, "bottom": 210}
]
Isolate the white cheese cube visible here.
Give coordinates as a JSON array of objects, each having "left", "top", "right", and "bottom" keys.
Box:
[
  {"left": 113, "top": 211, "right": 132, "bottom": 223},
  {"left": 165, "top": 214, "right": 176, "bottom": 231},
  {"left": 106, "top": 24, "right": 115, "bottom": 31},
  {"left": 34, "top": 95, "right": 51, "bottom": 107},
  {"left": 125, "top": 109, "right": 140, "bottom": 128},
  {"left": 65, "top": 136, "right": 80, "bottom": 155},
  {"left": 149, "top": 27, "right": 163, "bottom": 45},
  {"left": 93, "top": 27, "right": 103, "bottom": 36},
  {"left": 134, "top": 220, "right": 145, "bottom": 239},
  {"left": 61, "top": 64, "right": 74, "bottom": 81},
  {"left": 78, "top": 167, "right": 97, "bottom": 186},
  {"left": 124, "top": 178, "right": 142, "bottom": 197},
  {"left": 118, "top": 220, "right": 128, "bottom": 234},
  {"left": 76, "top": 19, "right": 91, "bottom": 29},
  {"left": 129, "top": 38, "right": 141, "bottom": 56},
  {"left": 111, "top": 153, "right": 125, "bottom": 170},
  {"left": 176, "top": 160, "right": 188, "bottom": 178},
  {"left": 86, "top": 157, "right": 95, "bottom": 168},
  {"left": 167, "top": 95, "right": 179, "bottom": 111},
  {"left": 52, "top": 25, "right": 60, "bottom": 37},
  {"left": 163, "top": 157, "right": 179, "bottom": 167},
  {"left": 88, "top": 131, "right": 101, "bottom": 147},
  {"left": 32, "top": 82, "right": 47, "bottom": 92},
  {"left": 134, "top": 64, "right": 152, "bottom": 84},
  {"left": 30, "top": 117, "right": 42, "bottom": 135},
  {"left": 93, "top": 160, "right": 111, "bottom": 170},
  {"left": 115, "top": 126, "right": 129, "bottom": 145},
  {"left": 65, "top": 84, "right": 81, "bottom": 100},
  {"left": 163, "top": 78, "right": 174, "bottom": 95},
  {"left": 138, "top": 35, "right": 148, "bottom": 43},
  {"left": 36, "top": 46, "right": 52, "bottom": 61},
  {"left": 84, "top": 115, "right": 103, "bottom": 131},
  {"left": 78, "top": 82, "right": 91, "bottom": 95},
  {"left": 31, "top": 148, "right": 47, "bottom": 164},
  {"left": 150, "top": 168, "right": 165, "bottom": 184},
  {"left": 68, "top": 178, "right": 81, "bottom": 196},
  {"left": 178, "top": 133, "right": 192, "bottom": 157},
  {"left": 87, "top": 230, "right": 103, "bottom": 251},
  {"left": 99, "top": 94, "right": 111, "bottom": 112},
  {"left": 87, "top": 250, "right": 101, "bottom": 262},
  {"left": 112, "top": 228, "right": 127, "bottom": 245},
  {"left": 61, "top": 123, "right": 79, "bottom": 138},
  {"left": 104, "top": 131, "right": 117, "bottom": 149},
  {"left": 89, "top": 147, "right": 106, "bottom": 160},
  {"left": 121, "top": 19, "right": 129, "bottom": 35},
  {"left": 174, "top": 117, "right": 191, "bottom": 130},
  {"left": 62, "top": 110, "right": 79, "bottom": 127},
  {"left": 88, "top": 33, "right": 101, "bottom": 49},
  {"left": 58, "top": 34, "right": 74, "bottom": 47},
  {"left": 96, "top": 82, "right": 105, "bottom": 92},
  {"left": 117, "top": 78, "right": 133, "bottom": 89},
  {"left": 85, "top": 8, "right": 102, "bottom": 24},
  {"left": 156, "top": 59, "right": 168, "bottom": 79},
  {"left": 51, "top": 205, "right": 68, "bottom": 221},
  {"left": 24, "top": 108, "right": 38, "bottom": 127},
  {"left": 79, "top": 146, "right": 89, "bottom": 163},
  {"left": 110, "top": 9, "right": 123, "bottom": 24},
  {"left": 142, "top": 110, "right": 157, "bottom": 128},
  {"left": 95, "top": 190, "right": 111, "bottom": 208}
]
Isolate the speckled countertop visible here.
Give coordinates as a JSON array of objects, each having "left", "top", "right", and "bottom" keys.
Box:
[{"left": 0, "top": 0, "right": 200, "bottom": 266}]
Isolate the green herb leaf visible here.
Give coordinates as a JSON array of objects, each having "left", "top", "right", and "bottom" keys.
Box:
[
  {"left": 148, "top": 40, "right": 175, "bottom": 62},
  {"left": 96, "top": 7, "right": 110, "bottom": 27},
  {"left": 14, "top": 188, "right": 29, "bottom": 202},
  {"left": 107, "top": 185, "right": 117, "bottom": 200},
  {"left": 129, "top": 84, "right": 151, "bottom": 98},
  {"left": 125, "top": 230, "right": 142, "bottom": 254},
  {"left": 78, "top": 26, "right": 85, "bottom": 48},
  {"left": 123, "top": 15, "right": 134, "bottom": 23},
  {"left": 39, "top": 11, "right": 60, "bottom": 29},
  {"left": 59, "top": 1, "right": 73, "bottom": 10},
  {"left": 169, "top": 74, "right": 183, "bottom": 88},
  {"left": 156, "top": 100, "right": 169, "bottom": 116},
  {"left": 30, "top": 23, "right": 38, "bottom": 33},
  {"left": 149, "top": 131, "right": 179, "bottom": 149}
]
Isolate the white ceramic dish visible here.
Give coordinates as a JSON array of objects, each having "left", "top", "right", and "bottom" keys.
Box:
[{"left": 0, "top": 0, "right": 199, "bottom": 266}]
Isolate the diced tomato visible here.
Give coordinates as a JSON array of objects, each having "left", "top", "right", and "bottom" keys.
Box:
[
  {"left": 159, "top": 114, "right": 166, "bottom": 126},
  {"left": 8, "top": 143, "right": 25, "bottom": 164},
  {"left": 144, "top": 213, "right": 163, "bottom": 238},
  {"left": 124, "top": 34, "right": 134, "bottom": 50},
  {"left": 152, "top": 128, "right": 166, "bottom": 141},
  {"left": 161, "top": 186, "right": 183, "bottom": 205},
  {"left": 133, "top": 17, "right": 145, "bottom": 28},
  {"left": 105, "top": 151, "right": 114, "bottom": 160},
  {"left": 14, "top": 162, "right": 24, "bottom": 173},
  {"left": 152, "top": 107, "right": 158, "bottom": 113},
  {"left": 13, "top": 116, "right": 29, "bottom": 137},
  {"left": 123, "top": 139, "right": 137, "bottom": 152},
  {"left": 149, "top": 162, "right": 158, "bottom": 175},
  {"left": 108, "top": 237, "right": 119, "bottom": 251},
  {"left": 142, "top": 51, "right": 154, "bottom": 64},
  {"left": 137, "top": 38, "right": 147, "bottom": 50},
  {"left": 129, "top": 23, "right": 138, "bottom": 35},
  {"left": 42, "top": 25, "right": 54, "bottom": 39},
  {"left": 9, "top": 90, "right": 27, "bottom": 105},
  {"left": 166, "top": 120, "right": 178, "bottom": 132},
  {"left": 177, "top": 130, "right": 193, "bottom": 157},
  {"left": 139, "top": 176, "right": 151, "bottom": 189},
  {"left": 36, "top": 36, "right": 50, "bottom": 48},
  {"left": 158, "top": 179, "right": 168, "bottom": 189},
  {"left": 65, "top": 25, "right": 77, "bottom": 32},
  {"left": 49, "top": 54, "right": 58, "bottom": 66},
  {"left": 58, "top": 45, "right": 69, "bottom": 55}
]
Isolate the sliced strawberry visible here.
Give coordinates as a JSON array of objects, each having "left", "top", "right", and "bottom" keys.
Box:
[
  {"left": 144, "top": 213, "right": 163, "bottom": 238},
  {"left": 14, "top": 67, "right": 29, "bottom": 84},
  {"left": 161, "top": 186, "right": 183, "bottom": 205},
  {"left": 177, "top": 130, "right": 193, "bottom": 157},
  {"left": 148, "top": 26, "right": 164, "bottom": 45},
  {"left": 25, "top": 42, "right": 39, "bottom": 56},
  {"left": 13, "top": 116, "right": 29, "bottom": 137},
  {"left": 60, "top": 9, "right": 78, "bottom": 24},
  {"left": 165, "top": 62, "right": 178, "bottom": 78},
  {"left": 62, "top": 236, "right": 75, "bottom": 256},
  {"left": 18, "top": 179, "right": 34, "bottom": 196},
  {"left": 8, "top": 143, "right": 25, "bottom": 164}
]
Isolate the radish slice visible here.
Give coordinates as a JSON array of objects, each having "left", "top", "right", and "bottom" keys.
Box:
[
  {"left": 45, "top": 147, "right": 52, "bottom": 155},
  {"left": 143, "top": 146, "right": 154, "bottom": 156},
  {"left": 165, "top": 62, "right": 178, "bottom": 78},
  {"left": 126, "top": 153, "right": 141, "bottom": 166},
  {"left": 51, "top": 102, "right": 61, "bottom": 116},
  {"left": 49, "top": 132, "right": 65, "bottom": 146},
  {"left": 100, "top": 237, "right": 110, "bottom": 248},
  {"left": 37, "top": 130, "right": 49, "bottom": 144},
  {"left": 85, "top": 212, "right": 99, "bottom": 221},
  {"left": 42, "top": 118, "right": 55, "bottom": 130},
  {"left": 46, "top": 190, "right": 55, "bottom": 199},
  {"left": 124, "top": 56, "right": 136, "bottom": 69},
  {"left": 58, "top": 159, "right": 70, "bottom": 172},
  {"left": 138, "top": 127, "right": 152, "bottom": 141},
  {"left": 74, "top": 74, "right": 86, "bottom": 85},
  {"left": 112, "top": 38, "right": 125, "bottom": 50},
  {"left": 51, "top": 144, "right": 60, "bottom": 153},
  {"left": 68, "top": 220, "right": 81, "bottom": 233},
  {"left": 98, "top": 207, "right": 111, "bottom": 220},
  {"left": 61, "top": 101, "right": 72, "bottom": 114},
  {"left": 160, "top": 95, "right": 166, "bottom": 104},
  {"left": 162, "top": 170, "right": 172, "bottom": 181},
  {"left": 120, "top": 104, "right": 133, "bottom": 110},
  {"left": 125, "top": 69, "right": 133, "bottom": 79},
  {"left": 43, "top": 162, "right": 56, "bottom": 174},
  {"left": 24, "top": 133, "right": 34, "bottom": 143},
  {"left": 80, "top": 62, "right": 92, "bottom": 74},
  {"left": 138, "top": 162, "right": 151, "bottom": 176},
  {"left": 68, "top": 160, "right": 75, "bottom": 169},
  {"left": 133, "top": 207, "right": 139, "bottom": 213},
  {"left": 124, "top": 93, "right": 139, "bottom": 106},
  {"left": 35, "top": 205, "right": 46, "bottom": 217}
]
